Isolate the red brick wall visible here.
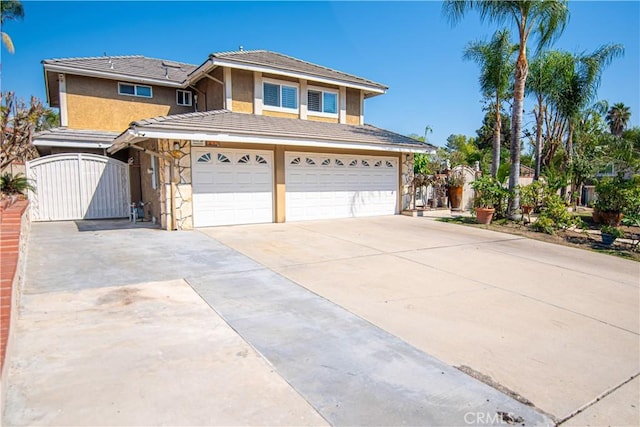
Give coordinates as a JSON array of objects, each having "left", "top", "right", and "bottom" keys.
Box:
[{"left": 0, "top": 199, "right": 28, "bottom": 373}]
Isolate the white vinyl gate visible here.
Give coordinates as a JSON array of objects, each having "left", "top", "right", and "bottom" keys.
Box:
[{"left": 26, "top": 153, "right": 130, "bottom": 221}]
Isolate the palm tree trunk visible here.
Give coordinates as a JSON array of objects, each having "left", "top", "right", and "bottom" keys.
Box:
[
  {"left": 567, "top": 121, "right": 575, "bottom": 208},
  {"left": 509, "top": 55, "right": 528, "bottom": 214},
  {"left": 492, "top": 96, "right": 501, "bottom": 178},
  {"left": 534, "top": 97, "right": 544, "bottom": 181}
]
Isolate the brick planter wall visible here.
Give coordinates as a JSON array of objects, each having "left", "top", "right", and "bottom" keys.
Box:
[{"left": 0, "top": 199, "right": 29, "bottom": 375}]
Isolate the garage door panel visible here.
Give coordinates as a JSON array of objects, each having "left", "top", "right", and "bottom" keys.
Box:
[
  {"left": 285, "top": 152, "right": 398, "bottom": 222},
  {"left": 192, "top": 148, "right": 273, "bottom": 227}
]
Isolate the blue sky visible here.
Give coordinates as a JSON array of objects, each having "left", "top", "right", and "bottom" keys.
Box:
[{"left": 2, "top": 1, "right": 638, "bottom": 148}]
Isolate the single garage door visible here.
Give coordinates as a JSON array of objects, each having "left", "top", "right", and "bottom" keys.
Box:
[
  {"left": 285, "top": 152, "right": 398, "bottom": 221},
  {"left": 26, "top": 153, "right": 130, "bottom": 221},
  {"left": 192, "top": 148, "right": 273, "bottom": 227}
]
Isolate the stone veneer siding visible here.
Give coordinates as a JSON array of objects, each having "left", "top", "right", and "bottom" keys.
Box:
[
  {"left": 157, "top": 139, "right": 194, "bottom": 230},
  {"left": 401, "top": 152, "right": 414, "bottom": 210}
]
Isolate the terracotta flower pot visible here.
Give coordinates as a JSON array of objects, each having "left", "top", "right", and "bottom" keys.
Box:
[
  {"left": 475, "top": 207, "right": 495, "bottom": 225},
  {"left": 448, "top": 186, "right": 464, "bottom": 210},
  {"left": 521, "top": 205, "right": 534, "bottom": 215},
  {"left": 593, "top": 209, "right": 623, "bottom": 226}
]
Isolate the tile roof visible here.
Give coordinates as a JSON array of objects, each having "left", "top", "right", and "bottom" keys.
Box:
[
  {"left": 127, "top": 110, "right": 433, "bottom": 151},
  {"left": 42, "top": 55, "right": 197, "bottom": 84},
  {"left": 34, "top": 128, "right": 118, "bottom": 147},
  {"left": 207, "top": 50, "right": 387, "bottom": 91}
]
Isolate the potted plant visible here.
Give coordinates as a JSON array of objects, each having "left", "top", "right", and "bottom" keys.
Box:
[
  {"left": 593, "top": 177, "right": 629, "bottom": 226},
  {"left": 471, "top": 175, "right": 507, "bottom": 224},
  {"left": 0, "top": 173, "right": 35, "bottom": 208},
  {"left": 600, "top": 224, "right": 623, "bottom": 246},
  {"left": 519, "top": 181, "right": 543, "bottom": 215},
  {"left": 446, "top": 169, "right": 466, "bottom": 210}
]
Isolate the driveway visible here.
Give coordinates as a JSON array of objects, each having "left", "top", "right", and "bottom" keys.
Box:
[
  {"left": 200, "top": 215, "right": 639, "bottom": 425},
  {"left": 2, "top": 216, "right": 638, "bottom": 426}
]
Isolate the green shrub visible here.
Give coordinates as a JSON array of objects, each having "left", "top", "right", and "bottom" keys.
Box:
[
  {"left": 531, "top": 193, "right": 583, "bottom": 234},
  {"left": 472, "top": 175, "right": 509, "bottom": 211},
  {"left": 594, "top": 177, "right": 637, "bottom": 213},
  {"left": 600, "top": 224, "right": 624, "bottom": 239},
  {"left": 0, "top": 173, "right": 35, "bottom": 195},
  {"left": 518, "top": 181, "right": 545, "bottom": 207}
]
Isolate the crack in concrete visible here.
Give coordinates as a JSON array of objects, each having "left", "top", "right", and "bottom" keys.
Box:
[{"left": 556, "top": 372, "right": 640, "bottom": 425}]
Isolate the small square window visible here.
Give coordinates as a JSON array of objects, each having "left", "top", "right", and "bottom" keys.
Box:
[
  {"left": 177, "top": 90, "right": 192, "bottom": 106},
  {"left": 118, "top": 83, "right": 135, "bottom": 95},
  {"left": 323, "top": 92, "right": 337, "bottom": 114}
]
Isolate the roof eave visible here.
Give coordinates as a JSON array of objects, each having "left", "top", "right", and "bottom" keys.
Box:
[
  {"left": 188, "top": 57, "right": 387, "bottom": 94},
  {"left": 43, "top": 63, "right": 187, "bottom": 88},
  {"left": 112, "top": 126, "right": 433, "bottom": 154}
]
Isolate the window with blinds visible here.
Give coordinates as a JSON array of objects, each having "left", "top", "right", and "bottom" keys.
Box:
[
  {"left": 263, "top": 81, "right": 298, "bottom": 111},
  {"left": 307, "top": 87, "right": 338, "bottom": 115}
]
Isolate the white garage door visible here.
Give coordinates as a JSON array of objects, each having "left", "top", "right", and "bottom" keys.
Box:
[
  {"left": 192, "top": 148, "right": 273, "bottom": 227},
  {"left": 26, "top": 153, "right": 130, "bottom": 221},
  {"left": 285, "top": 152, "right": 398, "bottom": 221}
]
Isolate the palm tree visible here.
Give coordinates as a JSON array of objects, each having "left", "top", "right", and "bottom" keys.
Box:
[
  {"left": 1, "top": 0, "right": 24, "bottom": 54},
  {"left": 554, "top": 44, "right": 624, "bottom": 165},
  {"left": 463, "top": 29, "right": 517, "bottom": 178},
  {"left": 443, "top": 0, "right": 569, "bottom": 213},
  {"left": 606, "top": 102, "right": 631, "bottom": 137},
  {"left": 527, "top": 50, "right": 573, "bottom": 180}
]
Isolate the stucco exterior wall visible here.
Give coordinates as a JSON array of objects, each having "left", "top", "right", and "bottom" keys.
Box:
[
  {"left": 231, "top": 69, "right": 254, "bottom": 114},
  {"left": 263, "top": 110, "right": 299, "bottom": 119},
  {"left": 195, "top": 68, "right": 225, "bottom": 111},
  {"left": 307, "top": 115, "right": 339, "bottom": 123},
  {"left": 346, "top": 88, "right": 362, "bottom": 125},
  {"left": 65, "top": 75, "right": 193, "bottom": 131}
]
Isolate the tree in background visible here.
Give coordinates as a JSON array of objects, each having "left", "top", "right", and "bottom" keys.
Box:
[
  {"left": 463, "top": 29, "right": 516, "bottom": 178},
  {"left": 1, "top": 0, "right": 24, "bottom": 54},
  {"left": 606, "top": 103, "right": 631, "bottom": 137},
  {"left": 1, "top": 92, "right": 55, "bottom": 170},
  {"left": 444, "top": 0, "right": 569, "bottom": 214}
]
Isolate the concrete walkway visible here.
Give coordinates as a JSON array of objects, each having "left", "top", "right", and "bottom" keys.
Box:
[
  {"left": 1, "top": 219, "right": 555, "bottom": 426},
  {"left": 201, "top": 215, "right": 640, "bottom": 425}
]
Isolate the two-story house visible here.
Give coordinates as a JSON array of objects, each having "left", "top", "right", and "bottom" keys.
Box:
[{"left": 34, "top": 50, "right": 434, "bottom": 229}]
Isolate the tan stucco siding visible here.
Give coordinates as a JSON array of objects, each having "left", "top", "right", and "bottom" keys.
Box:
[
  {"left": 346, "top": 88, "right": 362, "bottom": 125},
  {"left": 194, "top": 67, "right": 225, "bottom": 111},
  {"left": 307, "top": 115, "right": 339, "bottom": 123},
  {"left": 231, "top": 69, "right": 254, "bottom": 114},
  {"left": 263, "top": 110, "right": 299, "bottom": 119},
  {"left": 65, "top": 75, "right": 193, "bottom": 131},
  {"left": 262, "top": 73, "right": 298, "bottom": 83}
]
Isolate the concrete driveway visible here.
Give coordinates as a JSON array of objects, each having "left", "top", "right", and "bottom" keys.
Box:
[
  {"left": 200, "top": 215, "right": 640, "bottom": 425},
  {"left": 2, "top": 216, "right": 638, "bottom": 426}
]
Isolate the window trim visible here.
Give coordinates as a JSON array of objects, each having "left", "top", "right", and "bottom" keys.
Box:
[
  {"left": 307, "top": 85, "right": 339, "bottom": 118},
  {"left": 176, "top": 89, "right": 192, "bottom": 106},
  {"left": 262, "top": 78, "right": 299, "bottom": 114},
  {"left": 118, "top": 82, "right": 153, "bottom": 98}
]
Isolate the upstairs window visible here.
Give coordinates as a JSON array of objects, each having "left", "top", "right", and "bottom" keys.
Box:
[
  {"left": 307, "top": 87, "right": 338, "bottom": 116},
  {"left": 176, "top": 90, "right": 192, "bottom": 106},
  {"left": 118, "top": 83, "right": 152, "bottom": 98},
  {"left": 263, "top": 80, "right": 298, "bottom": 111}
]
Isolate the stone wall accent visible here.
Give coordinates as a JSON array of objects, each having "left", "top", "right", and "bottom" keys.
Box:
[
  {"left": 157, "top": 139, "right": 193, "bottom": 230},
  {"left": 401, "top": 153, "right": 415, "bottom": 210}
]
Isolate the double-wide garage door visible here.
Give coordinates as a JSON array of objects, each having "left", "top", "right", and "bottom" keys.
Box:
[
  {"left": 285, "top": 152, "right": 398, "bottom": 221},
  {"left": 191, "top": 148, "right": 398, "bottom": 227}
]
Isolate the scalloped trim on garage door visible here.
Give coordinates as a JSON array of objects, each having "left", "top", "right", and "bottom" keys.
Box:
[
  {"left": 192, "top": 148, "right": 273, "bottom": 227},
  {"left": 285, "top": 152, "right": 398, "bottom": 221}
]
